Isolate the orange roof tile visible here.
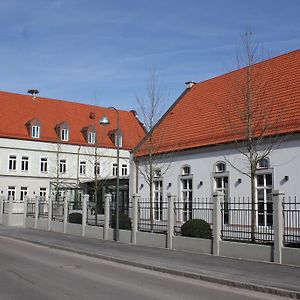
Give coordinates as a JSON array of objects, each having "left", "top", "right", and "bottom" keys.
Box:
[
  {"left": 0, "top": 91, "right": 145, "bottom": 149},
  {"left": 135, "top": 49, "right": 300, "bottom": 157}
]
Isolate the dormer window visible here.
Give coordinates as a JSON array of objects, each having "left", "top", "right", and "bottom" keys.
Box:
[
  {"left": 88, "top": 131, "right": 96, "bottom": 144},
  {"left": 82, "top": 125, "right": 97, "bottom": 144},
  {"left": 26, "top": 118, "right": 41, "bottom": 139},
  {"left": 32, "top": 125, "right": 40, "bottom": 138},
  {"left": 109, "top": 129, "right": 123, "bottom": 148},
  {"left": 56, "top": 122, "right": 70, "bottom": 142}
]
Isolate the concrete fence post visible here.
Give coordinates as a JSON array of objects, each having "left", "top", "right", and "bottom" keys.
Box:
[
  {"left": 23, "top": 196, "right": 28, "bottom": 227},
  {"left": 213, "top": 191, "right": 223, "bottom": 256},
  {"left": 131, "top": 194, "right": 139, "bottom": 244},
  {"left": 167, "top": 193, "right": 175, "bottom": 249},
  {"left": 47, "top": 196, "right": 53, "bottom": 231},
  {"left": 104, "top": 193, "right": 112, "bottom": 240},
  {"left": 63, "top": 197, "right": 68, "bottom": 234},
  {"left": 0, "top": 194, "right": 4, "bottom": 225},
  {"left": 81, "top": 194, "right": 89, "bottom": 237},
  {"left": 273, "top": 190, "right": 284, "bottom": 264},
  {"left": 8, "top": 196, "right": 13, "bottom": 226},
  {"left": 34, "top": 196, "right": 39, "bottom": 229}
]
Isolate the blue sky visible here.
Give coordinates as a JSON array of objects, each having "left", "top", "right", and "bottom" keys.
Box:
[{"left": 0, "top": 0, "right": 299, "bottom": 111}]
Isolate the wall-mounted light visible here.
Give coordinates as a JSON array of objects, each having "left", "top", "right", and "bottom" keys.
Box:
[
  {"left": 284, "top": 176, "right": 289, "bottom": 181},
  {"left": 237, "top": 178, "right": 242, "bottom": 184},
  {"left": 168, "top": 182, "right": 172, "bottom": 188},
  {"left": 199, "top": 181, "right": 203, "bottom": 186}
]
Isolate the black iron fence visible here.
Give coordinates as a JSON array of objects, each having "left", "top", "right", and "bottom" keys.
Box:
[
  {"left": 52, "top": 200, "right": 64, "bottom": 222},
  {"left": 26, "top": 200, "right": 35, "bottom": 217},
  {"left": 283, "top": 196, "right": 300, "bottom": 248},
  {"left": 221, "top": 197, "right": 274, "bottom": 244}
]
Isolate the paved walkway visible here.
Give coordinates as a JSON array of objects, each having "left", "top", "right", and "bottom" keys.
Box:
[{"left": 0, "top": 226, "right": 299, "bottom": 299}]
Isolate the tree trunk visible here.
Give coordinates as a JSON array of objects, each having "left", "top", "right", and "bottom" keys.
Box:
[{"left": 250, "top": 166, "right": 256, "bottom": 243}]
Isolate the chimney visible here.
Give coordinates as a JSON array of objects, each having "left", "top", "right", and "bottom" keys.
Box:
[
  {"left": 28, "top": 89, "right": 39, "bottom": 99},
  {"left": 185, "top": 81, "right": 196, "bottom": 89}
]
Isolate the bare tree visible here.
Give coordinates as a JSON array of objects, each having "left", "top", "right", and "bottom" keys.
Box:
[
  {"left": 223, "top": 32, "right": 287, "bottom": 242},
  {"left": 134, "top": 71, "right": 176, "bottom": 231}
]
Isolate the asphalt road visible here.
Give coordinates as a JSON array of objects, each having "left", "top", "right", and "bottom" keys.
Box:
[{"left": 0, "top": 236, "right": 290, "bottom": 300}]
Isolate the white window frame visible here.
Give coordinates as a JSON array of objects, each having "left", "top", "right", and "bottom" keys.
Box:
[
  {"left": 39, "top": 187, "right": 47, "bottom": 200},
  {"left": 8, "top": 155, "right": 17, "bottom": 171},
  {"left": 215, "top": 161, "right": 226, "bottom": 173},
  {"left": 59, "top": 159, "right": 67, "bottom": 174},
  {"left": 154, "top": 179, "right": 163, "bottom": 221},
  {"left": 31, "top": 125, "right": 40, "bottom": 138},
  {"left": 21, "top": 156, "right": 29, "bottom": 172},
  {"left": 112, "top": 163, "right": 117, "bottom": 176},
  {"left": 94, "top": 162, "right": 101, "bottom": 176},
  {"left": 79, "top": 161, "right": 86, "bottom": 176},
  {"left": 40, "top": 157, "right": 48, "bottom": 173},
  {"left": 60, "top": 128, "right": 69, "bottom": 141},
  {"left": 88, "top": 132, "right": 96, "bottom": 144},
  {"left": 8, "top": 186, "right": 15, "bottom": 200},
  {"left": 121, "top": 164, "right": 128, "bottom": 176},
  {"left": 20, "top": 187, "right": 28, "bottom": 201}
]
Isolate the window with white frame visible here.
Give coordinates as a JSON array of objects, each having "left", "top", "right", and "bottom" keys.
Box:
[
  {"left": 154, "top": 169, "right": 161, "bottom": 178},
  {"left": 39, "top": 187, "right": 47, "bottom": 200},
  {"left": 79, "top": 161, "right": 86, "bottom": 175},
  {"left": 88, "top": 131, "right": 96, "bottom": 144},
  {"left": 94, "top": 162, "right": 101, "bottom": 176},
  {"left": 59, "top": 159, "right": 67, "bottom": 174},
  {"left": 180, "top": 165, "right": 193, "bottom": 221},
  {"left": 40, "top": 158, "right": 48, "bottom": 173},
  {"left": 112, "top": 163, "right": 117, "bottom": 176},
  {"left": 60, "top": 128, "right": 69, "bottom": 141},
  {"left": 258, "top": 158, "right": 270, "bottom": 169},
  {"left": 21, "top": 156, "right": 29, "bottom": 171},
  {"left": 121, "top": 164, "right": 128, "bottom": 176},
  {"left": 115, "top": 132, "right": 123, "bottom": 148},
  {"left": 31, "top": 125, "right": 40, "bottom": 138},
  {"left": 20, "top": 187, "right": 28, "bottom": 201},
  {"left": 8, "top": 186, "right": 15, "bottom": 200},
  {"left": 8, "top": 155, "right": 17, "bottom": 171},
  {"left": 213, "top": 162, "right": 229, "bottom": 224},
  {"left": 182, "top": 165, "right": 190, "bottom": 176},
  {"left": 154, "top": 179, "right": 163, "bottom": 221}
]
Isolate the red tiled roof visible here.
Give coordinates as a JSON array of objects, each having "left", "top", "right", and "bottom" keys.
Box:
[
  {"left": 0, "top": 91, "right": 145, "bottom": 149},
  {"left": 135, "top": 49, "right": 300, "bottom": 157}
]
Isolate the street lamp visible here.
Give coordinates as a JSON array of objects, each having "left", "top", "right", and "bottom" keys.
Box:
[{"left": 99, "top": 108, "right": 120, "bottom": 242}]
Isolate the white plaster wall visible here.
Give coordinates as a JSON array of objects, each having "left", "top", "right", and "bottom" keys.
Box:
[{"left": 134, "top": 135, "right": 300, "bottom": 200}]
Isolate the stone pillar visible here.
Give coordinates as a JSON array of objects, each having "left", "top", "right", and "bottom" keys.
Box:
[
  {"left": 47, "top": 196, "right": 53, "bottom": 231},
  {"left": 104, "top": 193, "right": 112, "bottom": 240},
  {"left": 131, "top": 194, "right": 139, "bottom": 244},
  {"left": 167, "top": 193, "right": 175, "bottom": 249},
  {"left": 0, "top": 194, "right": 4, "bottom": 225},
  {"left": 7, "top": 196, "right": 13, "bottom": 226},
  {"left": 273, "top": 190, "right": 284, "bottom": 264},
  {"left": 81, "top": 194, "right": 89, "bottom": 237},
  {"left": 34, "top": 196, "right": 39, "bottom": 229},
  {"left": 23, "top": 196, "right": 28, "bottom": 227},
  {"left": 63, "top": 197, "right": 68, "bottom": 234},
  {"left": 213, "top": 191, "right": 223, "bottom": 256}
]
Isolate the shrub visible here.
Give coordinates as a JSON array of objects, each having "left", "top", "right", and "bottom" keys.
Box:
[
  {"left": 111, "top": 213, "right": 132, "bottom": 230},
  {"left": 181, "top": 219, "right": 211, "bottom": 239},
  {"left": 68, "top": 212, "right": 82, "bottom": 224}
]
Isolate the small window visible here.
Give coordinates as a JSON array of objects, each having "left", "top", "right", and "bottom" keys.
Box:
[
  {"left": 94, "top": 162, "right": 101, "bottom": 175},
  {"left": 154, "top": 169, "right": 161, "bottom": 177},
  {"left": 59, "top": 159, "right": 67, "bottom": 174},
  {"left": 79, "top": 161, "right": 86, "bottom": 175},
  {"left": 215, "top": 162, "right": 226, "bottom": 173},
  {"left": 9, "top": 155, "right": 17, "bottom": 171},
  {"left": 32, "top": 125, "right": 40, "bottom": 138},
  {"left": 40, "top": 158, "right": 48, "bottom": 173},
  {"left": 21, "top": 156, "right": 29, "bottom": 171},
  {"left": 60, "top": 128, "right": 69, "bottom": 141},
  {"left": 258, "top": 158, "right": 269, "bottom": 169},
  {"left": 115, "top": 134, "right": 123, "bottom": 147},
  {"left": 121, "top": 164, "right": 128, "bottom": 176},
  {"left": 112, "top": 163, "right": 118, "bottom": 176},
  {"left": 8, "top": 186, "right": 15, "bottom": 200},
  {"left": 88, "top": 132, "right": 96, "bottom": 144},
  {"left": 40, "top": 187, "right": 47, "bottom": 198},
  {"left": 20, "top": 187, "right": 28, "bottom": 201},
  {"left": 182, "top": 165, "right": 191, "bottom": 176}
]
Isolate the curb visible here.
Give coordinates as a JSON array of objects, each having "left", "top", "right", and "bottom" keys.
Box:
[{"left": 1, "top": 233, "right": 300, "bottom": 299}]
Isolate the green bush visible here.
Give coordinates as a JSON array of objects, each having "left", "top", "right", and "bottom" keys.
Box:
[
  {"left": 68, "top": 212, "right": 82, "bottom": 224},
  {"left": 181, "top": 219, "right": 211, "bottom": 239},
  {"left": 111, "top": 213, "right": 132, "bottom": 230}
]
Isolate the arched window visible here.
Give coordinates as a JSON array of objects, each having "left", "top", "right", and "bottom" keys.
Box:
[
  {"left": 258, "top": 158, "right": 270, "bottom": 169},
  {"left": 215, "top": 161, "right": 226, "bottom": 173},
  {"left": 182, "top": 165, "right": 191, "bottom": 176}
]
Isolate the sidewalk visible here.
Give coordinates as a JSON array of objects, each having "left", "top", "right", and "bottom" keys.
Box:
[{"left": 0, "top": 225, "right": 299, "bottom": 299}]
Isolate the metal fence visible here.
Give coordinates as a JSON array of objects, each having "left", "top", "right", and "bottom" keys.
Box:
[
  {"left": 86, "top": 202, "right": 105, "bottom": 227},
  {"left": 52, "top": 200, "right": 64, "bottom": 222},
  {"left": 221, "top": 197, "right": 274, "bottom": 244},
  {"left": 283, "top": 196, "right": 300, "bottom": 248},
  {"left": 26, "top": 200, "right": 36, "bottom": 217},
  {"left": 174, "top": 197, "right": 213, "bottom": 236}
]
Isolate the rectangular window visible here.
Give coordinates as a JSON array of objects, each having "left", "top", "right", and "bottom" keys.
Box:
[
  {"left": 40, "top": 187, "right": 47, "bottom": 199},
  {"left": 214, "top": 175, "right": 229, "bottom": 224},
  {"left": 59, "top": 159, "right": 67, "bottom": 174},
  {"left": 21, "top": 156, "right": 29, "bottom": 171},
  {"left": 121, "top": 164, "right": 128, "bottom": 176},
  {"left": 8, "top": 186, "right": 15, "bottom": 200},
  {"left": 112, "top": 163, "right": 117, "bottom": 176},
  {"left": 94, "top": 162, "right": 100, "bottom": 175},
  {"left": 20, "top": 187, "right": 28, "bottom": 201},
  {"left": 60, "top": 129, "right": 69, "bottom": 141},
  {"left": 9, "top": 155, "right": 17, "bottom": 171},
  {"left": 40, "top": 158, "right": 48, "bottom": 173},
  {"left": 32, "top": 125, "right": 40, "bottom": 138},
  {"left": 79, "top": 161, "right": 86, "bottom": 175},
  {"left": 181, "top": 178, "right": 193, "bottom": 221},
  {"left": 154, "top": 180, "right": 163, "bottom": 220},
  {"left": 88, "top": 132, "right": 96, "bottom": 144}
]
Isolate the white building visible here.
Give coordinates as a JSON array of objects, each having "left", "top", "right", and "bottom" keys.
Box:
[
  {"left": 0, "top": 91, "right": 145, "bottom": 213},
  {"left": 131, "top": 49, "right": 300, "bottom": 238}
]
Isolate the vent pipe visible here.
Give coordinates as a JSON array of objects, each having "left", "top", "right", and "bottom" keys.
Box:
[{"left": 28, "top": 89, "right": 39, "bottom": 99}]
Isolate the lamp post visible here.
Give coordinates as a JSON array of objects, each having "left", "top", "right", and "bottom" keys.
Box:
[{"left": 99, "top": 107, "right": 120, "bottom": 241}]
